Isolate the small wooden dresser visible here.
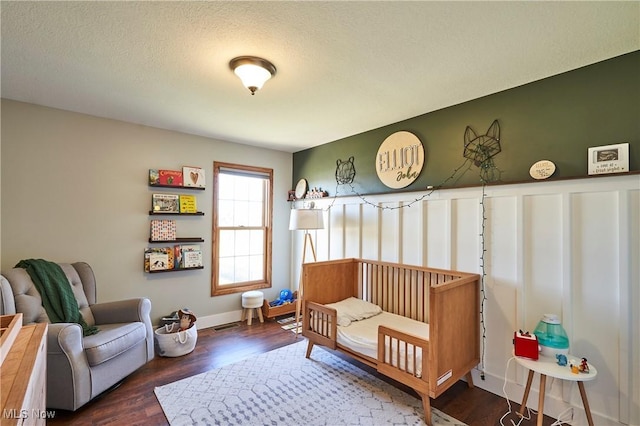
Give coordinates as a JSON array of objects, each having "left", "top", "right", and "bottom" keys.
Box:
[{"left": 1, "top": 319, "right": 48, "bottom": 425}]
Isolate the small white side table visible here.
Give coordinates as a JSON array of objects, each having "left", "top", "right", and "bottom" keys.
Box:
[{"left": 514, "top": 354, "right": 597, "bottom": 426}]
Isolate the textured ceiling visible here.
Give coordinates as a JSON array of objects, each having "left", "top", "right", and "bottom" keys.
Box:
[{"left": 1, "top": 1, "right": 638, "bottom": 153}]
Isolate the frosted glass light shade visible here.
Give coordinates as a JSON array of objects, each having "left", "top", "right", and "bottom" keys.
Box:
[
  {"left": 229, "top": 56, "right": 277, "bottom": 95},
  {"left": 289, "top": 209, "right": 324, "bottom": 231},
  {"left": 234, "top": 64, "right": 272, "bottom": 92}
]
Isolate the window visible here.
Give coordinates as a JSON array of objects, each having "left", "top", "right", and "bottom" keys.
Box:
[{"left": 212, "top": 162, "right": 272, "bottom": 296}]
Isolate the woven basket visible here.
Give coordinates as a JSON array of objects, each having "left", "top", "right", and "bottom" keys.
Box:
[{"left": 154, "top": 323, "right": 197, "bottom": 357}]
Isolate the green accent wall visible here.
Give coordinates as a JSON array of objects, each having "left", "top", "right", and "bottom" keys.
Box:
[{"left": 293, "top": 51, "right": 640, "bottom": 195}]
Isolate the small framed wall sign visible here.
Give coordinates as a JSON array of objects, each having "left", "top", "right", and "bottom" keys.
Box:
[
  {"left": 529, "top": 160, "right": 556, "bottom": 180},
  {"left": 588, "top": 142, "right": 629, "bottom": 175}
]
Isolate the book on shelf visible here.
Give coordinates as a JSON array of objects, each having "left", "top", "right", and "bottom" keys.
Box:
[
  {"left": 179, "top": 194, "right": 197, "bottom": 213},
  {"left": 183, "top": 250, "right": 203, "bottom": 268},
  {"left": 157, "top": 169, "right": 184, "bottom": 186},
  {"left": 149, "top": 169, "right": 160, "bottom": 185},
  {"left": 183, "top": 166, "right": 205, "bottom": 188},
  {"left": 174, "top": 244, "right": 202, "bottom": 268},
  {"left": 152, "top": 193, "right": 179, "bottom": 213},
  {"left": 144, "top": 247, "right": 175, "bottom": 271},
  {"left": 149, "top": 252, "right": 169, "bottom": 271},
  {"left": 149, "top": 169, "right": 184, "bottom": 186},
  {"left": 150, "top": 219, "right": 177, "bottom": 241}
]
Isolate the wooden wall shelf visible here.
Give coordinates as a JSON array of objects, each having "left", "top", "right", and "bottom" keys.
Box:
[
  {"left": 148, "top": 238, "right": 204, "bottom": 243},
  {"left": 148, "top": 266, "right": 204, "bottom": 274},
  {"left": 149, "top": 211, "right": 204, "bottom": 216},
  {"left": 146, "top": 167, "right": 205, "bottom": 273},
  {"left": 149, "top": 184, "right": 205, "bottom": 190}
]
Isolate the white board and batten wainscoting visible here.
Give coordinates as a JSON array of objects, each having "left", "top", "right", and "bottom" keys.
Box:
[{"left": 291, "top": 173, "right": 639, "bottom": 426}]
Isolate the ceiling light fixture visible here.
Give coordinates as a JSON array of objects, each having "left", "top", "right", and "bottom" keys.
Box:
[{"left": 229, "top": 56, "right": 277, "bottom": 95}]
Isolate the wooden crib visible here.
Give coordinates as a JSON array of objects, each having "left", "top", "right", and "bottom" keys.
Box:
[{"left": 301, "top": 258, "right": 480, "bottom": 426}]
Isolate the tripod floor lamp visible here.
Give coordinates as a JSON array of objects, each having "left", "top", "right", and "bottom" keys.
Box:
[{"left": 289, "top": 208, "right": 324, "bottom": 335}]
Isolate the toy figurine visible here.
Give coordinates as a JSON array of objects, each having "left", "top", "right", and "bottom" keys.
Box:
[
  {"left": 579, "top": 357, "right": 589, "bottom": 373},
  {"left": 178, "top": 308, "right": 197, "bottom": 331},
  {"left": 269, "top": 289, "right": 295, "bottom": 307},
  {"left": 556, "top": 354, "right": 567, "bottom": 366},
  {"left": 570, "top": 364, "right": 579, "bottom": 374}
]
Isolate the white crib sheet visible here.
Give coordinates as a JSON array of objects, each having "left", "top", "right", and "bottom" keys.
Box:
[{"left": 336, "top": 311, "right": 429, "bottom": 376}]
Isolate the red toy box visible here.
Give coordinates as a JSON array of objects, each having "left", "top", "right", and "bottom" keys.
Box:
[{"left": 514, "top": 331, "right": 539, "bottom": 360}]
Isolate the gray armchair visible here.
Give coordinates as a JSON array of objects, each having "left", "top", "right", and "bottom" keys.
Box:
[{"left": 0, "top": 262, "right": 154, "bottom": 411}]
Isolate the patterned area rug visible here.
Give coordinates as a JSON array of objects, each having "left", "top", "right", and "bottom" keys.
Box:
[{"left": 154, "top": 340, "right": 466, "bottom": 425}]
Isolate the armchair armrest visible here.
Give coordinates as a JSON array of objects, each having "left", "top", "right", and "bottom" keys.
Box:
[
  {"left": 48, "top": 322, "right": 86, "bottom": 359},
  {"left": 47, "top": 323, "right": 92, "bottom": 410},
  {"left": 91, "top": 298, "right": 154, "bottom": 362},
  {"left": 1, "top": 275, "right": 17, "bottom": 315}
]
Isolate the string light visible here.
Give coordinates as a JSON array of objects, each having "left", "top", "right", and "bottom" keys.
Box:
[
  {"left": 326, "top": 158, "right": 474, "bottom": 211},
  {"left": 479, "top": 182, "right": 488, "bottom": 379}
]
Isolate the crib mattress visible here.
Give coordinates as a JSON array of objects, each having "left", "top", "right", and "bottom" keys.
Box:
[{"left": 336, "top": 311, "right": 429, "bottom": 376}]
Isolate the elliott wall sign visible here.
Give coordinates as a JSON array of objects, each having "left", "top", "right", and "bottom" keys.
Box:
[{"left": 376, "top": 131, "right": 424, "bottom": 189}]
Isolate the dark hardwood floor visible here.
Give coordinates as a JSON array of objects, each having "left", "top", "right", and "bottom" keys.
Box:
[{"left": 47, "top": 319, "right": 559, "bottom": 425}]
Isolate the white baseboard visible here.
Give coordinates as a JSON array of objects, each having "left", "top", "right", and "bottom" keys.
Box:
[{"left": 194, "top": 310, "right": 244, "bottom": 330}]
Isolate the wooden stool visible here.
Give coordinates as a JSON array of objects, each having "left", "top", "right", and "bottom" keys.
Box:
[{"left": 241, "top": 291, "right": 264, "bottom": 325}]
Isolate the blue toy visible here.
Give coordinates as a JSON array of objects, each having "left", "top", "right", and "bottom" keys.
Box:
[
  {"left": 280, "top": 289, "right": 293, "bottom": 301},
  {"left": 269, "top": 289, "right": 295, "bottom": 307},
  {"left": 556, "top": 354, "right": 568, "bottom": 366}
]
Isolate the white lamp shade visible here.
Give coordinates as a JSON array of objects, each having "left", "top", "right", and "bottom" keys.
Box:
[
  {"left": 234, "top": 64, "right": 273, "bottom": 91},
  {"left": 289, "top": 209, "right": 324, "bottom": 231}
]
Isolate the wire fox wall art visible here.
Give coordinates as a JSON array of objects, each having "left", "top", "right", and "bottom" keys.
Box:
[{"left": 463, "top": 119, "right": 502, "bottom": 183}]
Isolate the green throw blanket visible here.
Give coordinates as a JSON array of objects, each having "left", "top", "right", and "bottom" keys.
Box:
[{"left": 16, "top": 259, "right": 99, "bottom": 336}]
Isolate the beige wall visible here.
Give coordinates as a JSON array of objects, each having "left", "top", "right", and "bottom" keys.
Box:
[{"left": 0, "top": 99, "right": 293, "bottom": 324}]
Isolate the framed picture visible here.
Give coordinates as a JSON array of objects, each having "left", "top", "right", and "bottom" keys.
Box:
[
  {"left": 152, "top": 194, "right": 179, "bottom": 213},
  {"left": 588, "top": 142, "right": 629, "bottom": 175}
]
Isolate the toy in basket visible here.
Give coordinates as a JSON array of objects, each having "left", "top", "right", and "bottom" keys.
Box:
[{"left": 155, "top": 309, "right": 197, "bottom": 357}]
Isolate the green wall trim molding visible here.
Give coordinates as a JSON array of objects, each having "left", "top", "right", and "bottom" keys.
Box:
[{"left": 293, "top": 51, "right": 639, "bottom": 196}]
